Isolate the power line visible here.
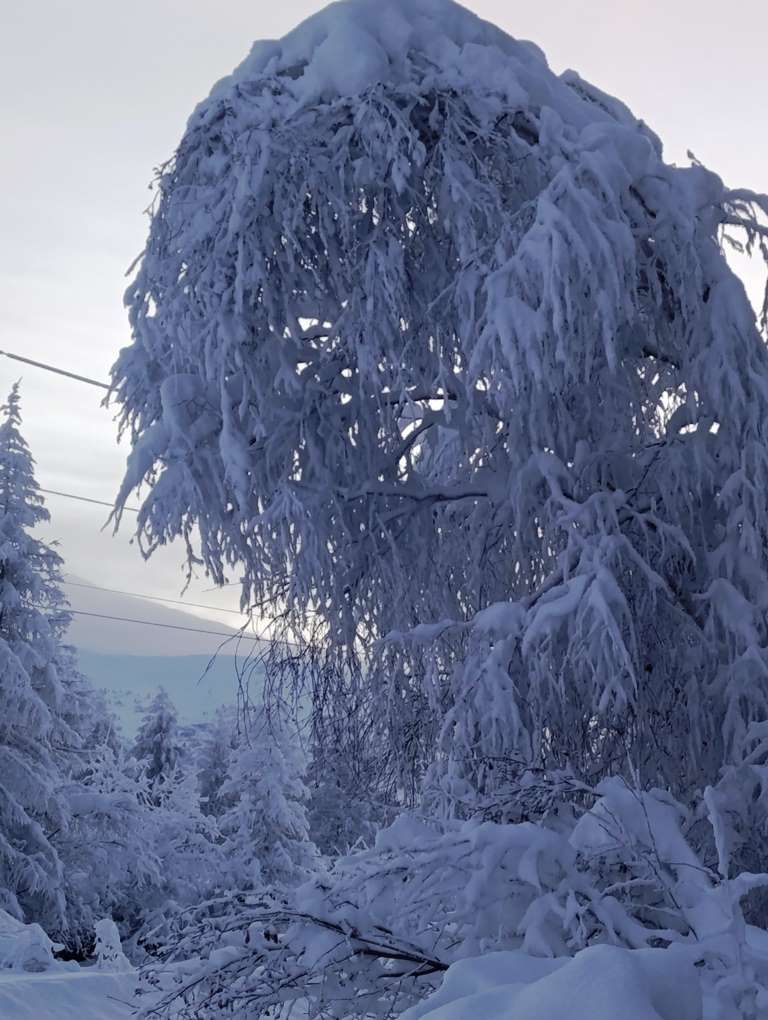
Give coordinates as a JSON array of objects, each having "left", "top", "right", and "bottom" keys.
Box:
[
  {"left": 63, "top": 579, "right": 244, "bottom": 617},
  {"left": 0, "top": 350, "right": 109, "bottom": 390},
  {"left": 3, "top": 350, "right": 273, "bottom": 643},
  {"left": 64, "top": 608, "right": 262, "bottom": 643},
  {"left": 1, "top": 351, "right": 271, "bottom": 644},
  {"left": 39, "top": 487, "right": 140, "bottom": 514}
]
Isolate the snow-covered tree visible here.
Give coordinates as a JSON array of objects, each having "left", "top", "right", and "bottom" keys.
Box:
[
  {"left": 0, "top": 383, "right": 82, "bottom": 927},
  {"left": 197, "top": 706, "right": 239, "bottom": 818},
  {"left": 132, "top": 688, "right": 181, "bottom": 804},
  {"left": 0, "top": 383, "right": 161, "bottom": 953},
  {"left": 220, "top": 710, "right": 316, "bottom": 890},
  {"left": 59, "top": 742, "right": 163, "bottom": 943},
  {"left": 112, "top": 0, "right": 768, "bottom": 1016},
  {"left": 112, "top": 0, "right": 768, "bottom": 842}
]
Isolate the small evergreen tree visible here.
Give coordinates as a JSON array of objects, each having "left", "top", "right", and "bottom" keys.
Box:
[
  {"left": 220, "top": 710, "right": 316, "bottom": 890},
  {"left": 132, "top": 688, "right": 181, "bottom": 804},
  {"left": 197, "top": 706, "right": 239, "bottom": 818}
]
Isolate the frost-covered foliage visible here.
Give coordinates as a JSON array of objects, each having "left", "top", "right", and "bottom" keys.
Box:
[
  {"left": 132, "top": 689, "right": 182, "bottom": 804},
  {"left": 220, "top": 708, "right": 317, "bottom": 890},
  {"left": 112, "top": 0, "right": 768, "bottom": 836},
  {"left": 68, "top": 741, "right": 226, "bottom": 956},
  {"left": 196, "top": 706, "right": 239, "bottom": 818},
  {"left": 57, "top": 745, "right": 165, "bottom": 941},
  {"left": 0, "top": 384, "right": 84, "bottom": 929},
  {"left": 110, "top": 0, "right": 768, "bottom": 1015},
  {"left": 138, "top": 781, "right": 768, "bottom": 1019}
]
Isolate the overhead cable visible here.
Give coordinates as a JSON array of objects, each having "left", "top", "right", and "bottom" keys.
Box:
[
  {"left": 64, "top": 607, "right": 262, "bottom": 643},
  {"left": 0, "top": 349, "right": 110, "bottom": 390},
  {"left": 39, "top": 487, "right": 139, "bottom": 514},
  {"left": 63, "top": 579, "right": 244, "bottom": 617}
]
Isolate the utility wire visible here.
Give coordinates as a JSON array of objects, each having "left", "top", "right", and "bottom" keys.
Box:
[
  {"left": 63, "top": 579, "right": 244, "bottom": 617},
  {"left": 0, "top": 350, "right": 110, "bottom": 390},
  {"left": 4, "top": 350, "right": 275, "bottom": 642},
  {"left": 39, "top": 487, "right": 140, "bottom": 514},
  {"left": 64, "top": 608, "right": 262, "bottom": 643}
]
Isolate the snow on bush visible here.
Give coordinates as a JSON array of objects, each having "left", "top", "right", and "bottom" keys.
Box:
[
  {"left": 135, "top": 779, "right": 768, "bottom": 1018},
  {"left": 94, "top": 919, "right": 132, "bottom": 973}
]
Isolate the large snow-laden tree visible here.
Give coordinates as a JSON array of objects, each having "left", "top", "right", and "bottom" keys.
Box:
[
  {"left": 112, "top": 0, "right": 768, "bottom": 860},
  {"left": 0, "top": 383, "right": 84, "bottom": 927}
]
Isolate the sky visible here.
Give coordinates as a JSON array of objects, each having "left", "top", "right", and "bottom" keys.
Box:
[{"left": 1, "top": 0, "right": 766, "bottom": 638}]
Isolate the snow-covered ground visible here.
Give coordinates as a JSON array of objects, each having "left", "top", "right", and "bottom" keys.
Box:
[
  {"left": 0, "top": 945, "right": 711, "bottom": 1020},
  {"left": 0, "top": 968, "right": 138, "bottom": 1020},
  {"left": 0, "top": 911, "right": 138, "bottom": 1020}
]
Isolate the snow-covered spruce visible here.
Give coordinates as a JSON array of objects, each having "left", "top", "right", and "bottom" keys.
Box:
[
  {"left": 110, "top": 0, "right": 768, "bottom": 1016},
  {"left": 0, "top": 390, "right": 233, "bottom": 963},
  {"left": 196, "top": 705, "right": 239, "bottom": 819},
  {"left": 131, "top": 688, "right": 182, "bottom": 805},
  {"left": 0, "top": 384, "right": 84, "bottom": 931},
  {"left": 219, "top": 706, "right": 317, "bottom": 890}
]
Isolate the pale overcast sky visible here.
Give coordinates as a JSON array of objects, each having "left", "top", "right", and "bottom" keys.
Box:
[{"left": 1, "top": 0, "right": 766, "bottom": 628}]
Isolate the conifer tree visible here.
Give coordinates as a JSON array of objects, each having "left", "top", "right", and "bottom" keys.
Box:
[
  {"left": 197, "top": 706, "right": 238, "bottom": 818},
  {"left": 220, "top": 711, "right": 316, "bottom": 890},
  {"left": 0, "top": 383, "right": 77, "bottom": 925},
  {"left": 132, "top": 688, "right": 182, "bottom": 804}
]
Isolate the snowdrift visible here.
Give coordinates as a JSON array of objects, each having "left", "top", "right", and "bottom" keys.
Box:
[
  {"left": 0, "top": 968, "right": 138, "bottom": 1020},
  {"left": 400, "top": 946, "right": 701, "bottom": 1020},
  {"left": 0, "top": 911, "right": 137, "bottom": 1020},
  {"left": 0, "top": 909, "right": 68, "bottom": 974}
]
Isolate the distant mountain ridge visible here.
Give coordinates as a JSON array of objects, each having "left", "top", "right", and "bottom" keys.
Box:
[
  {"left": 64, "top": 575, "right": 264, "bottom": 735},
  {"left": 62, "top": 574, "right": 246, "bottom": 656},
  {"left": 77, "top": 650, "right": 262, "bottom": 737}
]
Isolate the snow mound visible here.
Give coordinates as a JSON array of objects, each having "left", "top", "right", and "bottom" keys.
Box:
[
  {"left": 0, "top": 911, "right": 138, "bottom": 1018},
  {"left": 0, "top": 909, "right": 67, "bottom": 974},
  {"left": 94, "top": 918, "right": 132, "bottom": 973},
  {"left": 400, "top": 945, "right": 702, "bottom": 1020}
]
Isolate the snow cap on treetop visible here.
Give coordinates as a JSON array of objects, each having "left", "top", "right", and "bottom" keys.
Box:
[
  {"left": 206, "top": 0, "right": 541, "bottom": 102},
  {"left": 198, "top": 0, "right": 635, "bottom": 131}
]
